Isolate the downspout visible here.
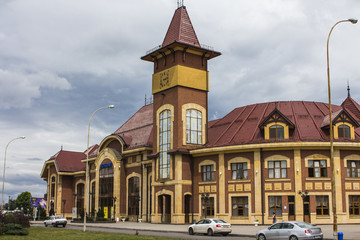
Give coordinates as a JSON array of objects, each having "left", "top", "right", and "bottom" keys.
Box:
[
  {"left": 190, "top": 155, "right": 194, "bottom": 223},
  {"left": 260, "top": 148, "right": 265, "bottom": 225}
]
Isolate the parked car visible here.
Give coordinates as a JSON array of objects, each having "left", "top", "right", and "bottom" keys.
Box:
[
  {"left": 256, "top": 221, "right": 323, "bottom": 240},
  {"left": 44, "top": 215, "right": 67, "bottom": 227},
  {"left": 188, "top": 218, "right": 232, "bottom": 236}
]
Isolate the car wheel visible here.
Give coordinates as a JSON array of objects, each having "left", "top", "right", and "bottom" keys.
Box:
[
  {"left": 289, "top": 236, "right": 298, "bottom": 240},
  {"left": 44, "top": 223, "right": 47, "bottom": 227},
  {"left": 63, "top": 224, "right": 66, "bottom": 228},
  {"left": 258, "top": 234, "right": 266, "bottom": 240},
  {"left": 222, "top": 233, "right": 229, "bottom": 236},
  {"left": 207, "top": 228, "right": 214, "bottom": 236},
  {"left": 188, "top": 228, "right": 194, "bottom": 235}
]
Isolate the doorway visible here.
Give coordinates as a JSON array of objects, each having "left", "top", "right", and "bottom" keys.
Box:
[
  {"left": 159, "top": 194, "right": 171, "bottom": 223},
  {"left": 303, "top": 196, "right": 310, "bottom": 223},
  {"left": 288, "top": 196, "right": 295, "bottom": 221},
  {"left": 184, "top": 195, "right": 191, "bottom": 223}
]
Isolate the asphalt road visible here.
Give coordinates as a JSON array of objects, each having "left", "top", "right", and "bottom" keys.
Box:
[{"left": 32, "top": 222, "right": 255, "bottom": 239}]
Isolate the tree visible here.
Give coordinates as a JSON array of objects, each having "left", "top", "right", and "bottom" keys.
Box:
[{"left": 15, "top": 192, "right": 32, "bottom": 215}]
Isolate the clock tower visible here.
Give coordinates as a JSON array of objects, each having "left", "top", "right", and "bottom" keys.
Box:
[{"left": 141, "top": 4, "right": 220, "bottom": 223}]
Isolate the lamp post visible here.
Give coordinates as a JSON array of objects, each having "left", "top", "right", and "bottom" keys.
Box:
[
  {"left": 83, "top": 105, "right": 115, "bottom": 232},
  {"left": 1, "top": 136, "right": 25, "bottom": 210},
  {"left": 201, "top": 193, "right": 210, "bottom": 219},
  {"left": 298, "top": 190, "right": 309, "bottom": 222},
  {"left": 327, "top": 18, "right": 357, "bottom": 239}
]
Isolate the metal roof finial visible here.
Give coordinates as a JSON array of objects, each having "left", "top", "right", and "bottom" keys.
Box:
[
  {"left": 347, "top": 80, "right": 351, "bottom": 97},
  {"left": 177, "top": 0, "right": 184, "bottom": 8}
]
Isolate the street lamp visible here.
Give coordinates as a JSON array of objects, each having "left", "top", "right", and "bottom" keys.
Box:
[
  {"left": 201, "top": 193, "right": 210, "bottom": 219},
  {"left": 298, "top": 190, "right": 309, "bottom": 222},
  {"left": 84, "top": 105, "right": 115, "bottom": 232},
  {"left": 1, "top": 136, "right": 25, "bottom": 210},
  {"left": 326, "top": 18, "right": 357, "bottom": 239}
]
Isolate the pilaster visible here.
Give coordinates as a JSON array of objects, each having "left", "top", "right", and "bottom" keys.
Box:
[
  {"left": 294, "top": 149, "right": 303, "bottom": 221},
  {"left": 254, "top": 150, "right": 262, "bottom": 223}
]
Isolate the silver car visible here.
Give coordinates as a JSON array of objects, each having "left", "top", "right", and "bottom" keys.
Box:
[
  {"left": 256, "top": 221, "right": 323, "bottom": 240},
  {"left": 188, "top": 218, "right": 232, "bottom": 236}
]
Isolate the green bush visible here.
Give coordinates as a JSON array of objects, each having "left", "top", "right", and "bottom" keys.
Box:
[
  {"left": 2, "top": 223, "right": 29, "bottom": 235},
  {"left": 0, "top": 212, "right": 30, "bottom": 228},
  {"left": 97, "top": 208, "right": 104, "bottom": 218}
]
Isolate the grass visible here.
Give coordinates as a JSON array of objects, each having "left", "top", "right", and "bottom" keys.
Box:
[{"left": 2, "top": 226, "right": 181, "bottom": 240}]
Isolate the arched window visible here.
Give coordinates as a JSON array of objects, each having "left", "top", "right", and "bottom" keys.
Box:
[
  {"left": 128, "top": 177, "right": 140, "bottom": 216},
  {"left": 338, "top": 124, "right": 350, "bottom": 139},
  {"left": 186, "top": 109, "right": 202, "bottom": 144},
  {"left": 269, "top": 125, "right": 284, "bottom": 139},
  {"left": 50, "top": 176, "right": 56, "bottom": 199},
  {"left": 159, "top": 110, "right": 171, "bottom": 179},
  {"left": 77, "top": 183, "right": 84, "bottom": 217},
  {"left": 99, "top": 160, "right": 114, "bottom": 218}
]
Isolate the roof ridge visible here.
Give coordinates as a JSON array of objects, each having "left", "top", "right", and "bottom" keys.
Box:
[
  {"left": 250, "top": 102, "right": 270, "bottom": 141},
  {"left": 303, "top": 101, "right": 326, "bottom": 140},
  {"left": 290, "top": 102, "right": 302, "bottom": 140}
]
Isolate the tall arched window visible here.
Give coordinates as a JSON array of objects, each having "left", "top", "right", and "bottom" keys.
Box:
[
  {"left": 186, "top": 109, "right": 202, "bottom": 144},
  {"left": 338, "top": 124, "right": 350, "bottom": 139},
  {"left": 77, "top": 183, "right": 84, "bottom": 217},
  {"left": 99, "top": 160, "right": 114, "bottom": 218},
  {"left": 269, "top": 125, "right": 284, "bottom": 139},
  {"left": 50, "top": 176, "right": 56, "bottom": 200},
  {"left": 128, "top": 177, "right": 140, "bottom": 216},
  {"left": 159, "top": 110, "right": 171, "bottom": 179}
]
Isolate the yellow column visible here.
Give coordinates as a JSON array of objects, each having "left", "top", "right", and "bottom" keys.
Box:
[
  {"left": 294, "top": 149, "right": 303, "bottom": 221},
  {"left": 57, "top": 175, "right": 62, "bottom": 215},
  {"left": 142, "top": 162, "right": 148, "bottom": 220},
  {"left": 334, "top": 149, "right": 344, "bottom": 222},
  {"left": 254, "top": 150, "right": 262, "bottom": 223},
  {"left": 114, "top": 160, "right": 121, "bottom": 220},
  {"left": 174, "top": 154, "right": 183, "bottom": 223},
  {"left": 218, "top": 153, "right": 226, "bottom": 218}
]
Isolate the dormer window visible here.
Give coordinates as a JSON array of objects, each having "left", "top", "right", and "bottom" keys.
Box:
[
  {"left": 338, "top": 124, "right": 350, "bottom": 139},
  {"left": 270, "top": 125, "right": 284, "bottom": 139}
]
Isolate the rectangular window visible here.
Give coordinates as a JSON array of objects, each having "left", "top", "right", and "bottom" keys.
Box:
[
  {"left": 232, "top": 197, "right": 248, "bottom": 216},
  {"left": 202, "top": 197, "right": 214, "bottom": 217},
  {"left": 201, "top": 165, "right": 214, "bottom": 182},
  {"left": 231, "top": 163, "right": 248, "bottom": 180},
  {"left": 349, "top": 195, "right": 360, "bottom": 215},
  {"left": 269, "top": 196, "right": 282, "bottom": 216},
  {"left": 186, "top": 109, "right": 202, "bottom": 144},
  {"left": 268, "top": 161, "right": 287, "bottom": 179},
  {"left": 347, "top": 161, "right": 360, "bottom": 178},
  {"left": 308, "top": 160, "right": 327, "bottom": 178},
  {"left": 316, "top": 196, "right": 329, "bottom": 215},
  {"left": 159, "top": 110, "right": 171, "bottom": 179}
]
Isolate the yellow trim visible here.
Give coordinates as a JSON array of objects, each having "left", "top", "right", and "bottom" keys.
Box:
[
  {"left": 152, "top": 65, "right": 208, "bottom": 94},
  {"left": 304, "top": 154, "right": 329, "bottom": 167},
  {"left": 264, "top": 122, "right": 289, "bottom": 140},
  {"left": 181, "top": 103, "right": 206, "bottom": 146},
  {"left": 98, "top": 135, "right": 125, "bottom": 155},
  {"left": 190, "top": 142, "right": 360, "bottom": 157},
  {"left": 198, "top": 159, "right": 217, "bottom": 173},
  {"left": 264, "top": 154, "right": 290, "bottom": 169},
  {"left": 227, "top": 157, "right": 251, "bottom": 170},
  {"left": 334, "top": 122, "right": 355, "bottom": 140},
  {"left": 154, "top": 189, "right": 174, "bottom": 222},
  {"left": 123, "top": 147, "right": 152, "bottom": 155},
  {"left": 344, "top": 154, "right": 360, "bottom": 168}
]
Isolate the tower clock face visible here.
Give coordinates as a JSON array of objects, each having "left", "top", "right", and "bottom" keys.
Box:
[{"left": 159, "top": 70, "right": 170, "bottom": 89}]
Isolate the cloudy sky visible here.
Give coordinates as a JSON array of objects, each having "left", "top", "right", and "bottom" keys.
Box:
[{"left": 1, "top": 0, "right": 360, "bottom": 202}]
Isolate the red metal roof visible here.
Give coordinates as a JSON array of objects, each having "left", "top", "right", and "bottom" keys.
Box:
[
  {"left": 207, "top": 101, "right": 360, "bottom": 147},
  {"left": 162, "top": 6, "right": 200, "bottom": 48},
  {"left": 48, "top": 150, "right": 86, "bottom": 172},
  {"left": 114, "top": 104, "right": 153, "bottom": 150}
]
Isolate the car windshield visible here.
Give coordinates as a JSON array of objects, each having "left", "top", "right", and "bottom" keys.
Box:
[
  {"left": 55, "top": 216, "right": 63, "bottom": 219},
  {"left": 213, "top": 219, "right": 226, "bottom": 223},
  {"left": 295, "top": 222, "right": 314, "bottom": 228}
]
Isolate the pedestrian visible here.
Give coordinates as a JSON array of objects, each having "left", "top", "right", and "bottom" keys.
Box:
[{"left": 272, "top": 213, "right": 276, "bottom": 223}]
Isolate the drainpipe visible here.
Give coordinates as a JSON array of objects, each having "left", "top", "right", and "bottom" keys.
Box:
[
  {"left": 260, "top": 148, "right": 265, "bottom": 225},
  {"left": 190, "top": 155, "right": 194, "bottom": 223}
]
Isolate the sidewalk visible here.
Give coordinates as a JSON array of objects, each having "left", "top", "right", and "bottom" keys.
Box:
[{"left": 31, "top": 220, "right": 360, "bottom": 239}]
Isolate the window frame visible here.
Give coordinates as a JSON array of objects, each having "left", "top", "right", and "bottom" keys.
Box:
[
  {"left": 308, "top": 160, "right": 327, "bottom": 178},
  {"left": 269, "top": 196, "right": 282, "bottom": 216},
  {"left": 268, "top": 160, "right": 287, "bottom": 179},
  {"left": 186, "top": 109, "right": 202, "bottom": 145},
  {"left": 231, "top": 162, "right": 248, "bottom": 180},
  {"left": 338, "top": 124, "right": 351, "bottom": 139},
  {"left": 347, "top": 160, "right": 360, "bottom": 178},
  {"left": 159, "top": 109, "right": 171, "bottom": 179},
  {"left": 269, "top": 124, "right": 285, "bottom": 139},
  {"left": 202, "top": 197, "right": 215, "bottom": 217},
  {"left": 231, "top": 196, "right": 249, "bottom": 216},
  {"left": 201, "top": 165, "right": 214, "bottom": 182},
  {"left": 316, "top": 195, "right": 329, "bottom": 216},
  {"left": 349, "top": 195, "right": 360, "bottom": 216}
]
